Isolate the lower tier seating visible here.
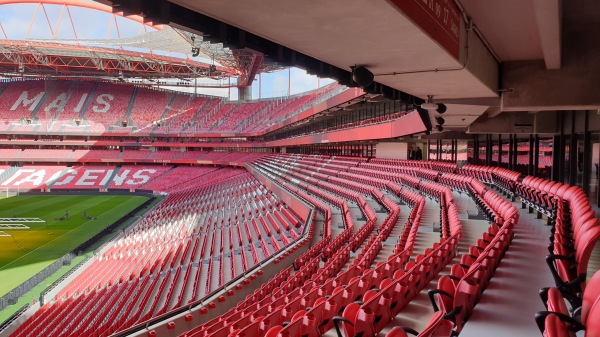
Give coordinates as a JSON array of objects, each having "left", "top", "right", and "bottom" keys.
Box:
[{"left": 5, "top": 154, "right": 598, "bottom": 337}]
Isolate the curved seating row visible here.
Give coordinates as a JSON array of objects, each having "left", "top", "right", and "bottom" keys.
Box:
[
  {"left": 504, "top": 172, "right": 600, "bottom": 312},
  {"left": 536, "top": 271, "right": 600, "bottom": 337}
]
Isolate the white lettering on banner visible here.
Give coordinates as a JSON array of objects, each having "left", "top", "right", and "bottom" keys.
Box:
[
  {"left": 92, "top": 94, "right": 114, "bottom": 113},
  {"left": 53, "top": 169, "right": 76, "bottom": 186},
  {"left": 389, "top": 0, "right": 461, "bottom": 59},
  {"left": 111, "top": 170, "right": 130, "bottom": 186},
  {"left": 128, "top": 169, "right": 156, "bottom": 185},
  {"left": 74, "top": 93, "right": 88, "bottom": 113},
  {"left": 46, "top": 170, "right": 66, "bottom": 186},
  {"left": 11, "top": 91, "right": 45, "bottom": 112},
  {"left": 422, "top": 0, "right": 460, "bottom": 40},
  {"left": 14, "top": 170, "right": 46, "bottom": 186},
  {"left": 44, "top": 93, "right": 69, "bottom": 113},
  {"left": 2, "top": 169, "right": 35, "bottom": 186},
  {"left": 77, "top": 170, "right": 105, "bottom": 186},
  {"left": 450, "top": 20, "right": 459, "bottom": 37},
  {"left": 99, "top": 170, "right": 114, "bottom": 186}
]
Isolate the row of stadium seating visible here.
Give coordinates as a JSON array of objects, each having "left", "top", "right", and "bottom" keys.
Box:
[
  {"left": 320, "top": 155, "right": 600, "bottom": 310},
  {"left": 0, "top": 80, "right": 341, "bottom": 134},
  {"left": 472, "top": 154, "right": 553, "bottom": 166},
  {"left": 0, "top": 149, "right": 266, "bottom": 162},
  {"left": 0, "top": 161, "right": 264, "bottom": 191},
  {"left": 457, "top": 164, "right": 600, "bottom": 337}
]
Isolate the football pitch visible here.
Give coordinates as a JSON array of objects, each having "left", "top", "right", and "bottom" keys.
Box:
[{"left": 0, "top": 195, "right": 149, "bottom": 297}]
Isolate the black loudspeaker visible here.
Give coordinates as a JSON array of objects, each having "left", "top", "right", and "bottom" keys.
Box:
[
  {"left": 436, "top": 104, "right": 447, "bottom": 114},
  {"left": 352, "top": 66, "right": 374, "bottom": 88},
  {"left": 435, "top": 117, "right": 445, "bottom": 125},
  {"left": 436, "top": 125, "right": 444, "bottom": 132}
]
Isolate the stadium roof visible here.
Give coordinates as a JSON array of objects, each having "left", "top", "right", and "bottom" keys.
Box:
[
  {"left": 96, "top": 0, "right": 597, "bottom": 132},
  {"left": 0, "top": 0, "right": 286, "bottom": 86},
  {"left": 0, "top": 38, "right": 238, "bottom": 80}
]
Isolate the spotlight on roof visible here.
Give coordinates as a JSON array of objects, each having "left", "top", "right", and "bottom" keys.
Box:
[{"left": 352, "top": 65, "right": 374, "bottom": 88}]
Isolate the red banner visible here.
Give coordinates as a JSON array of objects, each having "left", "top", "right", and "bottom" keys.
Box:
[
  {"left": 389, "top": 0, "right": 461, "bottom": 59},
  {"left": 267, "top": 111, "right": 427, "bottom": 147}
]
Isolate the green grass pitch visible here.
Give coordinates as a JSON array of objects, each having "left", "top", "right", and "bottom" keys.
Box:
[{"left": 0, "top": 195, "right": 149, "bottom": 297}]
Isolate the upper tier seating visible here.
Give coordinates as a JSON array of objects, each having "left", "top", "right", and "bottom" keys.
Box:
[
  {"left": 152, "top": 96, "right": 212, "bottom": 133},
  {"left": 0, "top": 80, "right": 344, "bottom": 135},
  {"left": 84, "top": 82, "right": 134, "bottom": 127},
  {"left": 212, "top": 101, "right": 268, "bottom": 131},
  {"left": 129, "top": 88, "right": 174, "bottom": 129},
  {"left": 0, "top": 81, "right": 46, "bottom": 122},
  {"left": 46, "top": 81, "right": 97, "bottom": 132},
  {"left": 246, "top": 84, "right": 341, "bottom": 132}
]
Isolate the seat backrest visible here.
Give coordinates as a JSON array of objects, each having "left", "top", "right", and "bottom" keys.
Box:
[
  {"left": 549, "top": 182, "right": 561, "bottom": 194},
  {"left": 543, "top": 314, "right": 575, "bottom": 337},
  {"left": 450, "top": 264, "right": 466, "bottom": 279},
  {"left": 435, "top": 276, "right": 456, "bottom": 313},
  {"left": 547, "top": 287, "right": 569, "bottom": 315},
  {"left": 418, "top": 311, "right": 453, "bottom": 337},
  {"left": 386, "top": 327, "right": 410, "bottom": 337},
  {"left": 563, "top": 185, "right": 581, "bottom": 201},
  {"left": 586, "top": 297, "right": 600, "bottom": 337},
  {"left": 582, "top": 271, "right": 600, "bottom": 324},
  {"left": 340, "top": 302, "right": 360, "bottom": 337},
  {"left": 575, "top": 226, "right": 600, "bottom": 293},
  {"left": 555, "top": 184, "right": 571, "bottom": 198}
]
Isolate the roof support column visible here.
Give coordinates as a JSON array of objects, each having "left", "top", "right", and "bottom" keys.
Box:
[{"left": 583, "top": 111, "right": 591, "bottom": 196}]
